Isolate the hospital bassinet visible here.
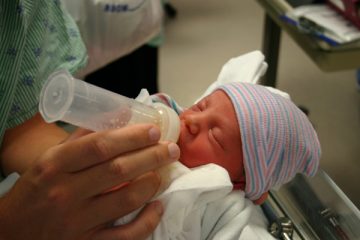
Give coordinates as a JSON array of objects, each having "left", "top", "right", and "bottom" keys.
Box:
[{"left": 261, "top": 170, "right": 360, "bottom": 239}]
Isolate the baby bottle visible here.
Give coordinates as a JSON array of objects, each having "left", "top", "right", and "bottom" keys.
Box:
[{"left": 39, "top": 69, "right": 180, "bottom": 142}]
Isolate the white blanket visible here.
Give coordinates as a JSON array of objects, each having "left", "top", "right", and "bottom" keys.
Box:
[{"left": 115, "top": 162, "right": 275, "bottom": 240}]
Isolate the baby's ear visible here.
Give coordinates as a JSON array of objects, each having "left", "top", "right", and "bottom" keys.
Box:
[{"left": 253, "top": 192, "right": 269, "bottom": 205}]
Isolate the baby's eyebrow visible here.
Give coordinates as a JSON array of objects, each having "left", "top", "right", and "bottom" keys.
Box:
[
  {"left": 196, "top": 99, "right": 207, "bottom": 110},
  {"left": 202, "top": 97, "right": 210, "bottom": 107}
]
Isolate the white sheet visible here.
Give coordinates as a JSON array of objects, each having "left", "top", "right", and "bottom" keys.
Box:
[{"left": 196, "top": 50, "right": 290, "bottom": 102}]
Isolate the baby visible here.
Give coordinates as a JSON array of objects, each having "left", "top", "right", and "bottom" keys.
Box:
[
  {"left": 153, "top": 82, "right": 321, "bottom": 204},
  {"left": 113, "top": 82, "right": 321, "bottom": 239}
]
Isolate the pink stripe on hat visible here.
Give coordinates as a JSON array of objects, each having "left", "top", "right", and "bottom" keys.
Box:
[{"left": 217, "top": 83, "right": 321, "bottom": 201}]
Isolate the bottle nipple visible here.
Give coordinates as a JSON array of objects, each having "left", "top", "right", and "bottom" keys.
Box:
[{"left": 153, "top": 103, "right": 180, "bottom": 142}]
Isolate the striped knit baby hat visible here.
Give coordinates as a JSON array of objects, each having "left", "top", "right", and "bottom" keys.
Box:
[{"left": 217, "top": 82, "right": 321, "bottom": 201}]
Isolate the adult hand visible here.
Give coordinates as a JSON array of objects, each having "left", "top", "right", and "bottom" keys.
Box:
[{"left": 0, "top": 124, "right": 180, "bottom": 240}]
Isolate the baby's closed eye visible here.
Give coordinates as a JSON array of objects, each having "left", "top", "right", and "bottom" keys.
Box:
[{"left": 209, "top": 128, "right": 224, "bottom": 149}]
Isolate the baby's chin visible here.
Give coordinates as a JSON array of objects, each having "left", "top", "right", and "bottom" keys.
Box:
[{"left": 178, "top": 156, "right": 196, "bottom": 168}]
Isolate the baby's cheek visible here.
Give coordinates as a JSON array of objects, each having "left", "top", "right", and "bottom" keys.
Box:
[{"left": 178, "top": 132, "right": 214, "bottom": 167}]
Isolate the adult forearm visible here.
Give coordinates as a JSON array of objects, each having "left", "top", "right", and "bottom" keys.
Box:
[{"left": 0, "top": 113, "right": 69, "bottom": 175}]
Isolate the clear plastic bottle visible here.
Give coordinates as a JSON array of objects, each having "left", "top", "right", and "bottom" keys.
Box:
[{"left": 39, "top": 69, "right": 180, "bottom": 142}]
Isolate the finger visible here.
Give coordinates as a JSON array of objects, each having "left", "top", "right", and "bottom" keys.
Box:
[
  {"left": 70, "top": 142, "right": 180, "bottom": 198},
  {"left": 82, "top": 171, "right": 161, "bottom": 229},
  {"left": 91, "top": 201, "right": 163, "bottom": 240},
  {"left": 64, "top": 128, "right": 93, "bottom": 142},
  {"left": 53, "top": 124, "right": 161, "bottom": 172}
]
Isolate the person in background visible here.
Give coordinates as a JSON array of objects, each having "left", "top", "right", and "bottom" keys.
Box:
[{"left": 84, "top": 0, "right": 173, "bottom": 99}]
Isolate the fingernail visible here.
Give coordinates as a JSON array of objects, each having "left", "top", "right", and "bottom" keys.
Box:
[
  {"left": 149, "top": 127, "right": 161, "bottom": 142},
  {"left": 154, "top": 201, "right": 163, "bottom": 216},
  {"left": 168, "top": 143, "right": 180, "bottom": 160}
]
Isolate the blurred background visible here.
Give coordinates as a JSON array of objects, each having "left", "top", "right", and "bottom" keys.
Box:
[{"left": 158, "top": 0, "right": 360, "bottom": 208}]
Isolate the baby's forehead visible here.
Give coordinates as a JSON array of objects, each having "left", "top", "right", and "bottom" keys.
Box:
[{"left": 201, "top": 89, "right": 231, "bottom": 104}]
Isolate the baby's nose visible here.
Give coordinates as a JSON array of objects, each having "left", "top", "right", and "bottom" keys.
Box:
[{"left": 185, "top": 116, "right": 200, "bottom": 135}]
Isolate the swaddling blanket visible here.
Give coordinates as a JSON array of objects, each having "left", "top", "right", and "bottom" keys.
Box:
[{"left": 114, "top": 162, "right": 274, "bottom": 240}]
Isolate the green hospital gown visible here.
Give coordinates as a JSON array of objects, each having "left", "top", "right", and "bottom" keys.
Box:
[{"left": 0, "top": 0, "right": 87, "bottom": 145}]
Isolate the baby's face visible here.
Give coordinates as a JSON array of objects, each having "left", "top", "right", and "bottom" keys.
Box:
[{"left": 178, "top": 90, "right": 245, "bottom": 184}]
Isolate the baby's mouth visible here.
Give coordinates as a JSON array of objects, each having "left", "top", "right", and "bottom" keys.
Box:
[{"left": 178, "top": 119, "right": 190, "bottom": 144}]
